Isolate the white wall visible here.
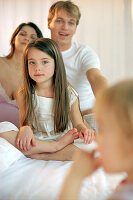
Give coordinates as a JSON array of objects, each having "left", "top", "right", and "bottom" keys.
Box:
[{"left": 0, "top": 0, "right": 133, "bottom": 84}]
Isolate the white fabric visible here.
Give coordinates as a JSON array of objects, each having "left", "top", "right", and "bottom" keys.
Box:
[
  {"left": 32, "top": 85, "right": 78, "bottom": 141},
  {"left": 0, "top": 121, "right": 126, "bottom": 200},
  {"left": 0, "top": 144, "right": 126, "bottom": 200},
  {"left": 62, "top": 42, "right": 100, "bottom": 111},
  {"left": 108, "top": 183, "right": 133, "bottom": 200},
  {"left": 0, "top": 122, "right": 23, "bottom": 173},
  {"left": 0, "top": 137, "right": 24, "bottom": 173},
  {"left": 83, "top": 113, "right": 98, "bottom": 131},
  {"left": 0, "top": 121, "right": 19, "bottom": 133}
]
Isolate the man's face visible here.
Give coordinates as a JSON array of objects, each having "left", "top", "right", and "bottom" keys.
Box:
[{"left": 48, "top": 8, "right": 77, "bottom": 51}]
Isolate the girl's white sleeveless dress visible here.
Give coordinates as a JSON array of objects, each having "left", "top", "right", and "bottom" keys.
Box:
[{"left": 32, "top": 85, "right": 78, "bottom": 141}]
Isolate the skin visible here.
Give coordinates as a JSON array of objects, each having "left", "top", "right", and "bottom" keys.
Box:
[
  {"left": 58, "top": 103, "right": 133, "bottom": 199},
  {"left": 48, "top": 8, "right": 108, "bottom": 115},
  {"left": 0, "top": 127, "right": 79, "bottom": 159},
  {"left": 28, "top": 48, "right": 55, "bottom": 97},
  {"left": 0, "top": 25, "right": 38, "bottom": 100},
  {"left": 48, "top": 8, "right": 77, "bottom": 51}
]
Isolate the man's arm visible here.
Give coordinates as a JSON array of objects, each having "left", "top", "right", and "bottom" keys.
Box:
[{"left": 86, "top": 68, "right": 108, "bottom": 97}]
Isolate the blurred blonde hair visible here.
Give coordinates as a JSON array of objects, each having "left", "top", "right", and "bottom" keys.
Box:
[{"left": 95, "top": 79, "right": 133, "bottom": 136}]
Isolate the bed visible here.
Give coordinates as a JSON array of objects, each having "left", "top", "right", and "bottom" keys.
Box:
[{"left": 0, "top": 125, "right": 126, "bottom": 200}]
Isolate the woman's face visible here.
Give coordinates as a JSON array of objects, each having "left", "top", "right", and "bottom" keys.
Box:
[
  {"left": 14, "top": 25, "right": 38, "bottom": 53},
  {"left": 95, "top": 103, "right": 133, "bottom": 174}
]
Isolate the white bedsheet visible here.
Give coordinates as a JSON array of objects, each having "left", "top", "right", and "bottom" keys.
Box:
[
  {"left": 0, "top": 141, "right": 126, "bottom": 200},
  {"left": 0, "top": 122, "right": 126, "bottom": 200}
]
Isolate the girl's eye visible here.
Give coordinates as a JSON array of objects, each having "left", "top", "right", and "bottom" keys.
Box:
[
  {"left": 29, "top": 61, "right": 35, "bottom": 65},
  {"left": 42, "top": 60, "right": 48, "bottom": 64}
]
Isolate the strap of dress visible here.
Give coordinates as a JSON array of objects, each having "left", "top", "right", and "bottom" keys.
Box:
[{"left": 67, "top": 84, "right": 78, "bottom": 107}]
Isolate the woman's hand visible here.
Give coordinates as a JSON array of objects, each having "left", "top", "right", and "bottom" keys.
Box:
[
  {"left": 16, "top": 126, "right": 36, "bottom": 152},
  {"left": 79, "top": 128, "right": 96, "bottom": 144}
]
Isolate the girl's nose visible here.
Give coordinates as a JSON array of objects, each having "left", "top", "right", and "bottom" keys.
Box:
[{"left": 35, "top": 64, "right": 41, "bottom": 71}]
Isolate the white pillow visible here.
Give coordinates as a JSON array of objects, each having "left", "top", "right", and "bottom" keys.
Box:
[{"left": 0, "top": 122, "right": 24, "bottom": 173}]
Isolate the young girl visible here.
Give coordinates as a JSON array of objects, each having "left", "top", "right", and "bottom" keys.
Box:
[
  {"left": 59, "top": 79, "right": 133, "bottom": 199},
  {"left": 13, "top": 38, "right": 95, "bottom": 158}
]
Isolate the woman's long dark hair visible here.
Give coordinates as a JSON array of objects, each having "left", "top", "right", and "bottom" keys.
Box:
[
  {"left": 22, "top": 38, "right": 69, "bottom": 133},
  {"left": 7, "top": 22, "right": 43, "bottom": 59}
]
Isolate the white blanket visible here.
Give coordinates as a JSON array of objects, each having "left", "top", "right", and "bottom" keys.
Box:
[{"left": 0, "top": 122, "right": 126, "bottom": 200}]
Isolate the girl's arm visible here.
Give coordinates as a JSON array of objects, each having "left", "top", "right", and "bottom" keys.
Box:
[
  {"left": 16, "top": 90, "right": 79, "bottom": 153},
  {"left": 16, "top": 90, "right": 36, "bottom": 151},
  {"left": 0, "top": 129, "right": 78, "bottom": 155},
  {"left": 70, "top": 98, "right": 96, "bottom": 144}
]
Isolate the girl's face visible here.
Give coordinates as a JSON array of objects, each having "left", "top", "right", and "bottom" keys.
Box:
[
  {"left": 28, "top": 48, "right": 55, "bottom": 86},
  {"left": 95, "top": 103, "right": 133, "bottom": 174},
  {"left": 14, "top": 25, "right": 37, "bottom": 53}
]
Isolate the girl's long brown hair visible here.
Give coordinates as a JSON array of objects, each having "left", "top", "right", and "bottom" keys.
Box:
[{"left": 22, "top": 38, "right": 69, "bottom": 133}]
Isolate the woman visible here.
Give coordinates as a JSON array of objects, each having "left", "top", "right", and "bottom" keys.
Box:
[{"left": 0, "top": 22, "right": 43, "bottom": 127}]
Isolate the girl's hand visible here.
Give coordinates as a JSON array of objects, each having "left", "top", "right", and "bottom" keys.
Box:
[
  {"left": 79, "top": 128, "right": 96, "bottom": 144},
  {"left": 16, "top": 126, "right": 36, "bottom": 152}
]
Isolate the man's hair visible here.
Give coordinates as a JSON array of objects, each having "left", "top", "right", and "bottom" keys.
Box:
[{"left": 48, "top": 1, "right": 81, "bottom": 25}]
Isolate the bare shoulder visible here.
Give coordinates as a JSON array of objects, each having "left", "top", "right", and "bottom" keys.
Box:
[
  {"left": 0, "top": 57, "right": 7, "bottom": 64},
  {"left": 0, "top": 57, "right": 9, "bottom": 72},
  {"left": 0, "top": 57, "right": 8, "bottom": 81}
]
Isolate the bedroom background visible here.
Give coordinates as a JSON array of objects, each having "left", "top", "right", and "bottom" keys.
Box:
[{"left": 0, "top": 0, "right": 133, "bottom": 84}]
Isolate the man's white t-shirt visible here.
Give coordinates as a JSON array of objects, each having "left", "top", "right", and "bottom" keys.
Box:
[{"left": 62, "top": 42, "right": 100, "bottom": 111}]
